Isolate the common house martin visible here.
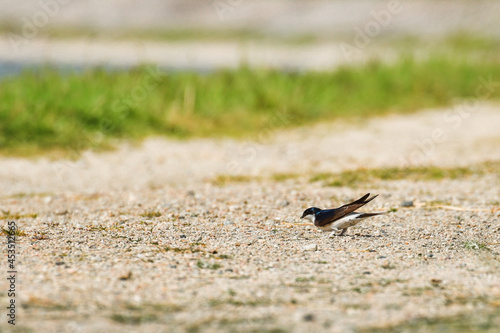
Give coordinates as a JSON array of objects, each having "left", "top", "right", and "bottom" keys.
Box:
[{"left": 301, "top": 193, "right": 384, "bottom": 236}]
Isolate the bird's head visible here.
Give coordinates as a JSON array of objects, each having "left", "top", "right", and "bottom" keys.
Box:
[{"left": 300, "top": 207, "right": 321, "bottom": 222}]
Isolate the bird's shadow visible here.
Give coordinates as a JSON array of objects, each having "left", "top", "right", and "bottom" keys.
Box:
[{"left": 341, "top": 233, "right": 383, "bottom": 238}]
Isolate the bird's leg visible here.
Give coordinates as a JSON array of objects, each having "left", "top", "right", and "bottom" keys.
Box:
[
  {"left": 329, "top": 228, "right": 343, "bottom": 237},
  {"left": 339, "top": 228, "right": 347, "bottom": 236}
]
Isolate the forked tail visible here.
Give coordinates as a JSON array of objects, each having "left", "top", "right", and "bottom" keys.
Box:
[{"left": 357, "top": 212, "right": 385, "bottom": 219}]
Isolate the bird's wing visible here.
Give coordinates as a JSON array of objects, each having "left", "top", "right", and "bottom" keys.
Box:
[
  {"left": 355, "top": 212, "right": 385, "bottom": 219},
  {"left": 314, "top": 193, "right": 378, "bottom": 227}
]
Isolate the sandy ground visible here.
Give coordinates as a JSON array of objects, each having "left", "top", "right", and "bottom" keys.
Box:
[
  {"left": 1, "top": 0, "right": 500, "bottom": 71},
  {"left": 0, "top": 37, "right": 389, "bottom": 71},
  {"left": 1, "top": 0, "right": 500, "bottom": 38},
  {"left": 0, "top": 105, "right": 499, "bottom": 332},
  {"left": 1, "top": 103, "right": 500, "bottom": 196}
]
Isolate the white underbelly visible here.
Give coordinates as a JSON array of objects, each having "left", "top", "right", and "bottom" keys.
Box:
[{"left": 318, "top": 213, "right": 365, "bottom": 231}]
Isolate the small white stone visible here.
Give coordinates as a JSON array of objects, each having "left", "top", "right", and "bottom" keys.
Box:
[{"left": 303, "top": 244, "right": 318, "bottom": 251}]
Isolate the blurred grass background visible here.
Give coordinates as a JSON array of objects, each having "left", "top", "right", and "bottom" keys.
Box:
[{"left": 1, "top": 34, "right": 500, "bottom": 156}]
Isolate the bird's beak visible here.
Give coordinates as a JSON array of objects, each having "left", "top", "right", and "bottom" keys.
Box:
[{"left": 300, "top": 214, "right": 305, "bottom": 219}]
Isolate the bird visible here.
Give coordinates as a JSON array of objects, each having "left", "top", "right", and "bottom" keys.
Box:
[{"left": 300, "top": 193, "right": 384, "bottom": 237}]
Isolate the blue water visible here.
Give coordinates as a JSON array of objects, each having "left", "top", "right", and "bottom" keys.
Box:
[
  {"left": 0, "top": 61, "right": 218, "bottom": 80},
  {"left": 0, "top": 61, "right": 134, "bottom": 79},
  {"left": 0, "top": 62, "right": 26, "bottom": 79}
]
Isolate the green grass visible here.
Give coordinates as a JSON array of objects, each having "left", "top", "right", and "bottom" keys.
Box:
[
  {"left": 2, "top": 56, "right": 500, "bottom": 155},
  {"left": 212, "top": 175, "right": 259, "bottom": 186},
  {"left": 1, "top": 210, "right": 38, "bottom": 219},
  {"left": 309, "top": 162, "right": 500, "bottom": 187},
  {"left": 2, "top": 22, "right": 499, "bottom": 49},
  {"left": 110, "top": 313, "right": 158, "bottom": 325},
  {"left": 197, "top": 260, "right": 222, "bottom": 270},
  {"left": 362, "top": 307, "right": 500, "bottom": 333},
  {"left": 0, "top": 21, "right": 319, "bottom": 44},
  {"left": 392, "top": 33, "right": 500, "bottom": 56},
  {"left": 213, "top": 161, "right": 500, "bottom": 187},
  {"left": 295, "top": 276, "right": 315, "bottom": 283},
  {"left": 140, "top": 210, "right": 162, "bottom": 218},
  {"left": 463, "top": 240, "right": 490, "bottom": 251},
  {"left": 2, "top": 227, "right": 27, "bottom": 237}
]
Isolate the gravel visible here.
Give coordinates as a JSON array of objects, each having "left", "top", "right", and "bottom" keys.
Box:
[
  {"left": 1, "top": 104, "right": 500, "bottom": 195},
  {"left": 1, "top": 106, "right": 500, "bottom": 332},
  {"left": 401, "top": 201, "right": 414, "bottom": 207},
  {"left": 2, "top": 176, "right": 500, "bottom": 332}
]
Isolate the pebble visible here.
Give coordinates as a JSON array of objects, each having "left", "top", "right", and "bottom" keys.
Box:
[
  {"left": 303, "top": 313, "right": 315, "bottom": 322},
  {"left": 401, "top": 201, "right": 414, "bottom": 207},
  {"left": 303, "top": 244, "right": 318, "bottom": 251}
]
